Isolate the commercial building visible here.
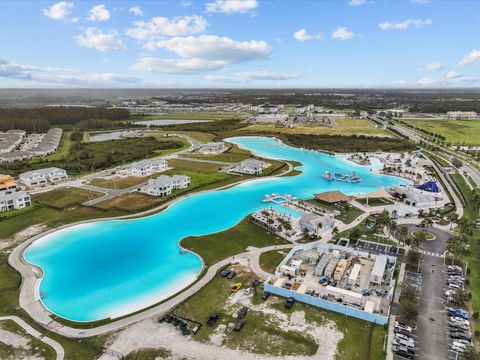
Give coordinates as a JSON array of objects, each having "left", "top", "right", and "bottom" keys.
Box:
[
  {"left": 19, "top": 167, "right": 68, "bottom": 187},
  {"left": 299, "top": 213, "right": 335, "bottom": 236},
  {"left": 265, "top": 242, "right": 397, "bottom": 325},
  {"left": 125, "top": 159, "right": 167, "bottom": 176},
  {"left": 139, "top": 175, "right": 190, "bottom": 197},
  {"left": 314, "top": 191, "right": 352, "bottom": 205},
  {"left": 447, "top": 111, "right": 477, "bottom": 119},
  {"left": 389, "top": 185, "right": 443, "bottom": 208}
]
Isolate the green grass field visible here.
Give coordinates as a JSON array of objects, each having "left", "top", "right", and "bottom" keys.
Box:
[
  {"left": 259, "top": 250, "right": 286, "bottom": 274},
  {"left": 405, "top": 119, "right": 480, "bottom": 145},
  {"left": 243, "top": 118, "right": 390, "bottom": 137},
  {"left": 186, "top": 144, "right": 252, "bottom": 163},
  {"left": 33, "top": 188, "right": 102, "bottom": 209},
  {"left": 89, "top": 176, "right": 148, "bottom": 190},
  {"left": 181, "top": 219, "right": 289, "bottom": 266}
]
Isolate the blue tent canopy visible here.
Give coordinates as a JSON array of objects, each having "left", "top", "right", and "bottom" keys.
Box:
[{"left": 416, "top": 180, "right": 440, "bottom": 193}]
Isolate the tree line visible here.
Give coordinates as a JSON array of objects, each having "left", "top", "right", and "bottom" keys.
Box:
[{"left": 0, "top": 107, "right": 130, "bottom": 132}]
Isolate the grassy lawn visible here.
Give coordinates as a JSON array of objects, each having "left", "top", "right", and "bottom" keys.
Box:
[
  {"left": 94, "top": 192, "right": 166, "bottom": 212},
  {"left": 0, "top": 206, "right": 126, "bottom": 240},
  {"left": 243, "top": 118, "right": 390, "bottom": 137},
  {"left": 147, "top": 129, "right": 216, "bottom": 143},
  {"left": 40, "top": 131, "right": 73, "bottom": 161},
  {"left": 356, "top": 197, "right": 393, "bottom": 207},
  {"left": 150, "top": 135, "right": 191, "bottom": 156},
  {"left": 333, "top": 215, "right": 395, "bottom": 245},
  {"left": 33, "top": 187, "right": 102, "bottom": 209},
  {"left": 181, "top": 219, "right": 289, "bottom": 266},
  {"left": 421, "top": 149, "right": 452, "bottom": 167},
  {"left": 167, "top": 158, "right": 223, "bottom": 173},
  {"left": 186, "top": 144, "right": 252, "bottom": 163},
  {"left": 0, "top": 319, "right": 57, "bottom": 360},
  {"left": 125, "top": 348, "right": 172, "bottom": 360},
  {"left": 309, "top": 200, "right": 364, "bottom": 224},
  {"left": 89, "top": 176, "right": 148, "bottom": 190},
  {"left": 406, "top": 119, "right": 480, "bottom": 145},
  {"left": 134, "top": 112, "right": 242, "bottom": 121},
  {"left": 411, "top": 230, "right": 436, "bottom": 240},
  {"left": 259, "top": 250, "right": 286, "bottom": 274},
  {"left": 449, "top": 173, "right": 480, "bottom": 333}
]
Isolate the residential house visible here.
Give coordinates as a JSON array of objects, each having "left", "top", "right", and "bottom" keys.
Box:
[
  {"left": 19, "top": 167, "right": 68, "bottom": 187},
  {"left": 140, "top": 175, "right": 190, "bottom": 197},
  {"left": 126, "top": 159, "right": 167, "bottom": 176},
  {"left": 300, "top": 214, "right": 335, "bottom": 236},
  {"left": 230, "top": 159, "right": 268, "bottom": 175},
  {"left": 0, "top": 190, "right": 31, "bottom": 212}
]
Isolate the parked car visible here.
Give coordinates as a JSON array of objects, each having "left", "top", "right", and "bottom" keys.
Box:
[
  {"left": 395, "top": 321, "right": 413, "bottom": 333},
  {"left": 220, "top": 269, "right": 231, "bottom": 278},
  {"left": 451, "top": 343, "right": 467, "bottom": 353},
  {"left": 451, "top": 317, "right": 469, "bottom": 326},
  {"left": 261, "top": 291, "right": 270, "bottom": 301},
  {"left": 392, "top": 338, "right": 415, "bottom": 349},
  {"left": 394, "top": 327, "right": 412, "bottom": 337},
  {"left": 226, "top": 271, "right": 237, "bottom": 280},
  {"left": 244, "top": 287, "right": 254, "bottom": 295},
  {"left": 285, "top": 297, "right": 295, "bottom": 309},
  {"left": 450, "top": 331, "right": 471, "bottom": 341},
  {"left": 233, "top": 319, "right": 245, "bottom": 332},
  {"left": 449, "top": 308, "right": 468, "bottom": 316},
  {"left": 237, "top": 306, "right": 248, "bottom": 320},
  {"left": 453, "top": 339, "right": 471, "bottom": 346},
  {"left": 207, "top": 313, "right": 220, "bottom": 326},
  {"left": 392, "top": 345, "right": 415, "bottom": 359},
  {"left": 395, "top": 333, "right": 414, "bottom": 343},
  {"left": 449, "top": 309, "right": 468, "bottom": 320},
  {"left": 231, "top": 283, "right": 242, "bottom": 292},
  {"left": 448, "top": 283, "right": 462, "bottom": 290}
]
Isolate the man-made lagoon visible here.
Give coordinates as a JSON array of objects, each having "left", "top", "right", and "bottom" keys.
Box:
[{"left": 24, "top": 136, "right": 405, "bottom": 322}]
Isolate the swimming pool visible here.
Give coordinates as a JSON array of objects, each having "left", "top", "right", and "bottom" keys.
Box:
[{"left": 23, "top": 136, "right": 405, "bottom": 321}]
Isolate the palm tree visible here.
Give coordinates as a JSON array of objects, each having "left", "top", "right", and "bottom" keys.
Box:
[
  {"left": 423, "top": 217, "right": 433, "bottom": 232},
  {"left": 398, "top": 226, "right": 408, "bottom": 245},
  {"left": 332, "top": 226, "right": 339, "bottom": 237},
  {"left": 447, "top": 213, "right": 459, "bottom": 230},
  {"left": 471, "top": 188, "right": 480, "bottom": 212}
]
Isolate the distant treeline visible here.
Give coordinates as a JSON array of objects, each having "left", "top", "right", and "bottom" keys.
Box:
[
  {"left": 0, "top": 107, "right": 130, "bottom": 132},
  {"left": 149, "top": 118, "right": 247, "bottom": 134},
  {"left": 273, "top": 134, "right": 417, "bottom": 153}
]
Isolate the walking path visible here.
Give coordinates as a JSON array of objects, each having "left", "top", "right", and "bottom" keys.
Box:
[{"left": 0, "top": 315, "right": 64, "bottom": 360}]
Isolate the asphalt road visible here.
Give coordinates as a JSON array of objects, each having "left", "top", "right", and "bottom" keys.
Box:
[{"left": 406, "top": 225, "right": 451, "bottom": 360}]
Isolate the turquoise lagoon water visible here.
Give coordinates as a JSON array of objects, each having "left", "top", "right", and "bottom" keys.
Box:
[{"left": 24, "top": 136, "right": 405, "bottom": 321}]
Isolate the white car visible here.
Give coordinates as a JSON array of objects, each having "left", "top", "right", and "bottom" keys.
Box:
[
  {"left": 244, "top": 287, "right": 254, "bottom": 295},
  {"left": 395, "top": 333, "right": 414, "bottom": 343},
  {"left": 453, "top": 339, "right": 471, "bottom": 346},
  {"left": 451, "top": 316, "right": 469, "bottom": 325},
  {"left": 445, "top": 289, "right": 454, "bottom": 297},
  {"left": 392, "top": 338, "right": 415, "bottom": 349},
  {"left": 448, "top": 283, "right": 462, "bottom": 289},
  {"left": 395, "top": 321, "right": 413, "bottom": 333},
  {"left": 451, "top": 343, "right": 467, "bottom": 352}
]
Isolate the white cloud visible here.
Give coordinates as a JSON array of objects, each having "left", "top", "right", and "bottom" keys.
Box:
[
  {"left": 349, "top": 0, "right": 366, "bottom": 6},
  {"left": 126, "top": 15, "right": 207, "bottom": 40},
  {"left": 87, "top": 4, "right": 111, "bottom": 22},
  {"left": 76, "top": 27, "right": 127, "bottom": 52},
  {"left": 236, "top": 70, "right": 303, "bottom": 80},
  {"left": 293, "top": 29, "right": 324, "bottom": 42},
  {"left": 145, "top": 35, "right": 270, "bottom": 63},
  {"left": 181, "top": 0, "right": 192, "bottom": 7},
  {"left": 424, "top": 62, "right": 444, "bottom": 71},
  {"left": 458, "top": 49, "right": 480, "bottom": 66},
  {"left": 42, "top": 1, "right": 74, "bottom": 21},
  {"left": 129, "top": 6, "right": 143, "bottom": 16},
  {"left": 0, "top": 58, "right": 140, "bottom": 86},
  {"left": 379, "top": 18, "right": 432, "bottom": 30},
  {"left": 417, "top": 77, "right": 439, "bottom": 86},
  {"left": 331, "top": 27, "right": 354, "bottom": 40},
  {"left": 205, "top": 75, "right": 240, "bottom": 83},
  {"left": 410, "top": 0, "right": 431, "bottom": 4},
  {"left": 446, "top": 70, "right": 462, "bottom": 80},
  {"left": 131, "top": 57, "right": 225, "bottom": 73},
  {"left": 206, "top": 0, "right": 257, "bottom": 14},
  {"left": 131, "top": 35, "right": 270, "bottom": 74}
]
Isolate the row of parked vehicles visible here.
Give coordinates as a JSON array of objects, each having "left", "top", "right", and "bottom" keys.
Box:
[
  {"left": 392, "top": 321, "right": 415, "bottom": 359},
  {"left": 446, "top": 264, "right": 465, "bottom": 290}
]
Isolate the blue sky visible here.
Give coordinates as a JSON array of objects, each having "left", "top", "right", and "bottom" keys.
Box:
[{"left": 0, "top": 0, "right": 479, "bottom": 88}]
